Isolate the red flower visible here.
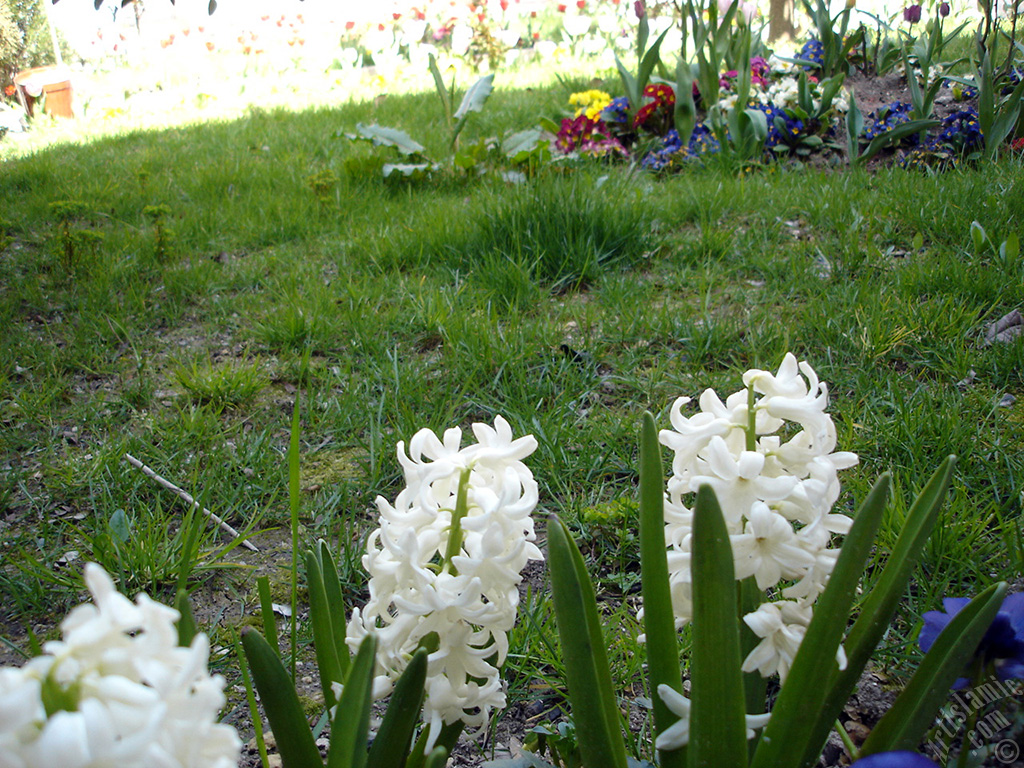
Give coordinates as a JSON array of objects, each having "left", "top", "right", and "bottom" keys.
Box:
[
  {"left": 500, "top": 0, "right": 509, "bottom": 9},
  {"left": 345, "top": 20, "right": 356, "bottom": 30},
  {"left": 4, "top": 84, "right": 16, "bottom": 97},
  {"left": 393, "top": 12, "right": 402, "bottom": 19},
  {"left": 577, "top": 0, "right": 586, "bottom": 7},
  {"left": 633, "top": 83, "right": 676, "bottom": 127},
  {"left": 1012, "top": 137, "right": 1024, "bottom": 151},
  {"left": 533, "top": 31, "right": 540, "bottom": 39},
  {"left": 205, "top": 41, "right": 215, "bottom": 51},
  {"left": 557, "top": 3, "right": 567, "bottom": 11}
]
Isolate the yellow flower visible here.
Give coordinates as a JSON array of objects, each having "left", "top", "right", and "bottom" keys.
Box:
[{"left": 569, "top": 89, "right": 612, "bottom": 120}]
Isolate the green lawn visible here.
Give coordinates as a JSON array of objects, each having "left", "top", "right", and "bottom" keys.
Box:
[{"left": 1, "top": 70, "right": 1023, "bottom": 753}]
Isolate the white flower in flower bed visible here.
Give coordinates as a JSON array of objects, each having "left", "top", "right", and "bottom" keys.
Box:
[
  {"left": 658, "top": 353, "right": 858, "bottom": 681},
  {"left": 0, "top": 564, "right": 240, "bottom": 768},
  {"left": 346, "top": 415, "right": 542, "bottom": 750}
]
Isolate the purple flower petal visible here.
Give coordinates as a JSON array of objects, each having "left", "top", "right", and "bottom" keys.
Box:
[{"left": 851, "top": 751, "right": 940, "bottom": 768}]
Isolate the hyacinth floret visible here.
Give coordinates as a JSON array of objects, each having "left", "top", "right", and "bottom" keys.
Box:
[
  {"left": 346, "top": 415, "right": 542, "bottom": 751},
  {"left": 655, "top": 353, "right": 858, "bottom": 682},
  {"left": 0, "top": 564, "right": 241, "bottom": 768}
]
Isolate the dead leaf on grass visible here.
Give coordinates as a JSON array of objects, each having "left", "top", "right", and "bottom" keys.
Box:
[{"left": 983, "top": 309, "right": 1023, "bottom": 346}]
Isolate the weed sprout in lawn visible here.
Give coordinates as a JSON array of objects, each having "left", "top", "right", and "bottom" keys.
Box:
[{"left": 173, "top": 359, "right": 268, "bottom": 409}]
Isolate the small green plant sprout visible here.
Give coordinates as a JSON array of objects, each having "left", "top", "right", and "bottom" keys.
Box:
[
  {"left": 969, "top": 221, "right": 1020, "bottom": 267},
  {"left": 305, "top": 169, "right": 339, "bottom": 207},
  {"left": 545, "top": 354, "right": 1008, "bottom": 768},
  {"left": 143, "top": 204, "right": 174, "bottom": 261},
  {"left": 174, "top": 358, "right": 268, "bottom": 409},
  {"left": 49, "top": 200, "right": 101, "bottom": 273}
]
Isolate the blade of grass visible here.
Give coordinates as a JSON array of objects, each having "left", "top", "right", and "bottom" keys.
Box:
[{"left": 289, "top": 393, "right": 301, "bottom": 680}]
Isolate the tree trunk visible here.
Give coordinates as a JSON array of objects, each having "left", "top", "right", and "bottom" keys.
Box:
[{"left": 768, "top": 0, "right": 797, "bottom": 43}]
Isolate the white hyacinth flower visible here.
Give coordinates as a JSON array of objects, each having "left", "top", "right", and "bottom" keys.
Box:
[
  {"left": 656, "top": 353, "right": 857, "bottom": 678},
  {"left": 0, "top": 563, "right": 240, "bottom": 768},
  {"left": 654, "top": 684, "right": 771, "bottom": 751},
  {"left": 347, "top": 415, "right": 542, "bottom": 751}
]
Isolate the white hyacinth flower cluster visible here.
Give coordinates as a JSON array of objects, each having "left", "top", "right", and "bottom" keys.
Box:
[
  {"left": 0, "top": 564, "right": 240, "bottom": 768},
  {"left": 346, "top": 415, "right": 542, "bottom": 749},
  {"left": 658, "top": 353, "right": 858, "bottom": 682}
]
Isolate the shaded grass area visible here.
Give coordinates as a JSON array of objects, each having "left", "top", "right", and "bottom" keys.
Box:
[{"left": 1, "top": 81, "right": 1023, "bottom": 730}]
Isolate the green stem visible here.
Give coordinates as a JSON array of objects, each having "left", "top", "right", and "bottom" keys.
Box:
[
  {"left": 442, "top": 467, "right": 473, "bottom": 574},
  {"left": 836, "top": 719, "right": 858, "bottom": 762}
]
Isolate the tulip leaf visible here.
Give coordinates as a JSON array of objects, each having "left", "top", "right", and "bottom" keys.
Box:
[
  {"left": 689, "top": 485, "right": 749, "bottom": 768},
  {"left": 638, "top": 413, "right": 685, "bottom": 768},
  {"left": 240, "top": 626, "right": 324, "bottom": 768},
  {"left": 800, "top": 458, "right": 955, "bottom": 767},
  {"left": 751, "top": 473, "right": 891, "bottom": 768},
  {"left": 859, "top": 582, "right": 1007, "bottom": 756},
  {"left": 547, "top": 514, "right": 629, "bottom": 768},
  {"left": 367, "top": 647, "right": 428, "bottom": 768},
  {"left": 328, "top": 634, "right": 377, "bottom": 768}
]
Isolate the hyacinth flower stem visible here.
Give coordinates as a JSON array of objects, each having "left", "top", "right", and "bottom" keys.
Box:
[{"left": 442, "top": 467, "right": 473, "bottom": 574}]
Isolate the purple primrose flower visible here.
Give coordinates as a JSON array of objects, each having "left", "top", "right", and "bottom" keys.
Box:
[{"left": 919, "top": 592, "right": 1024, "bottom": 686}]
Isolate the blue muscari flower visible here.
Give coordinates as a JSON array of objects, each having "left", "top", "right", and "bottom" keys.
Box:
[
  {"left": 919, "top": 593, "right": 1024, "bottom": 688},
  {"left": 601, "top": 96, "right": 631, "bottom": 124},
  {"left": 850, "top": 752, "right": 940, "bottom": 768},
  {"left": 798, "top": 39, "right": 825, "bottom": 69}
]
